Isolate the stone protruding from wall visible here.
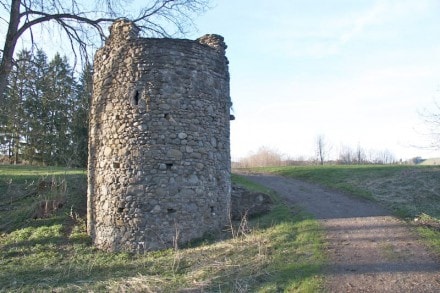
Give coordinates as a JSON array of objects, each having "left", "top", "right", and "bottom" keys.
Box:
[
  {"left": 87, "top": 19, "right": 231, "bottom": 252},
  {"left": 197, "top": 34, "right": 227, "bottom": 54},
  {"left": 108, "top": 18, "right": 140, "bottom": 42}
]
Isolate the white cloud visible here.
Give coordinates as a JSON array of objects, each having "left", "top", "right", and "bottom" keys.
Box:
[
  {"left": 255, "top": 0, "right": 438, "bottom": 59},
  {"left": 338, "top": 2, "right": 388, "bottom": 45}
]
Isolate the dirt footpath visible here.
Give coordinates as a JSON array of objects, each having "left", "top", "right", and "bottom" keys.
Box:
[{"left": 243, "top": 173, "right": 440, "bottom": 292}]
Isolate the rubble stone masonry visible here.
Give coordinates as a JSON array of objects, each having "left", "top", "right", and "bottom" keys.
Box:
[{"left": 87, "top": 19, "right": 231, "bottom": 252}]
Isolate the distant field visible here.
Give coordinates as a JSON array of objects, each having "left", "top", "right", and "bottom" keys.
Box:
[
  {"left": 0, "top": 165, "right": 324, "bottom": 292},
  {"left": 258, "top": 165, "right": 440, "bottom": 220},
  {"left": 419, "top": 158, "right": 440, "bottom": 165}
]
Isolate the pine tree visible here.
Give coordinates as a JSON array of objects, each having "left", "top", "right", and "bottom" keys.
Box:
[
  {"left": 45, "top": 53, "right": 76, "bottom": 165},
  {"left": 71, "top": 62, "right": 92, "bottom": 167},
  {"left": 1, "top": 48, "right": 89, "bottom": 166},
  {"left": 24, "top": 49, "right": 50, "bottom": 164},
  {"left": 0, "top": 49, "right": 33, "bottom": 163}
]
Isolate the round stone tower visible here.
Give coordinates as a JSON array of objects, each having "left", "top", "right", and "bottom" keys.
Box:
[{"left": 87, "top": 19, "right": 231, "bottom": 252}]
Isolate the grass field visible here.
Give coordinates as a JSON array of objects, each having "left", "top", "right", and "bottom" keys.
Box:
[
  {"left": 0, "top": 165, "right": 325, "bottom": 292},
  {"left": 255, "top": 164, "right": 440, "bottom": 254},
  {"left": 2, "top": 164, "right": 438, "bottom": 291}
]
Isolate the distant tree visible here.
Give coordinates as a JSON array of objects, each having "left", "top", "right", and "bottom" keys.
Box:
[
  {"left": 338, "top": 145, "right": 354, "bottom": 165},
  {"left": 238, "top": 146, "right": 284, "bottom": 168},
  {"left": 316, "top": 134, "right": 331, "bottom": 165},
  {"left": 338, "top": 144, "right": 365, "bottom": 165},
  {"left": 355, "top": 143, "right": 366, "bottom": 164},
  {"left": 420, "top": 100, "right": 440, "bottom": 151},
  {"left": 0, "top": 0, "right": 211, "bottom": 102},
  {"left": 376, "top": 149, "right": 396, "bottom": 165},
  {"left": 364, "top": 149, "right": 395, "bottom": 165}
]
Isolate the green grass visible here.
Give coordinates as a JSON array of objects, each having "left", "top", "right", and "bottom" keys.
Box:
[
  {"left": 0, "top": 165, "right": 86, "bottom": 232},
  {"left": 0, "top": 165, "right": 325, "bottom": 292},
  {"left": 259, "top": 165, "right": 410, "bottom": 201},
  {"left": 255, "top": 164, "right": 440, "bottom": 255}
]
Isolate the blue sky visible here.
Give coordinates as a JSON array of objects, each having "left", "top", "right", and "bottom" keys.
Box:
[
  {"left": 189, "top": 0, "right": 440, "bottom": 160},
  {"left": 2, "top": 0, "right": 440, "bottom": 161}
]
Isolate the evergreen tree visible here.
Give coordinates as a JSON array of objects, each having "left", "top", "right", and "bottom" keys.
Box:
[
  {"left": 0, "top": 49, "right": 33, "bottom": 163},
  {"left": 1, "top": 48, "right": 90, "bottom": 166},
  {"left": 71, "top": 62, "right": 92, "bottom": 167},
  {"left": 24, "top": 49, "right": 50, "bottom": 164},
  {"left": 45, "top": 53, "right": 76, "bottom": 165}
]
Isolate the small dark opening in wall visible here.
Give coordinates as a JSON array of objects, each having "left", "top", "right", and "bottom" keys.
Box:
[
  {"left": 131, "top": 90, "right": 139, "bottom": 106},
  {"left": 167, "top": 208, "right": 177, "bottom": 214},
  {"left": 164, "top": 113, "right": 171, "bottom": 120},
  {"left": 166, "top": 163, "right": 173, "bottom": 170},
  {"left": 210, "top": 206, "right": 215, "bottom": 213},
  {"left": 113, "top": 162, "right": 120, "bottom": 168},
  {"left": 117, "top": 207, "right": 124, "bottom": 213}
]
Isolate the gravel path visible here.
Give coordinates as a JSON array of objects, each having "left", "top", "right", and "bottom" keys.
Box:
[{"left": 242, "top": 173, "right": 440, "bottom": 292}]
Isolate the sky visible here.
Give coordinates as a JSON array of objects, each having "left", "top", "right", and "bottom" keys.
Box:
[
  {"left": 188, "top": 0, "right": 440, "bottom": 161},
  {"left": 2, "top": 0, "right": 440, "bottom": 161}
]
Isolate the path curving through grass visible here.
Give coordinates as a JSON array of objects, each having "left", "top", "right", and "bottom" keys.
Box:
[{"left": 243, "top": 172, "right": 440, "bottom": 292}]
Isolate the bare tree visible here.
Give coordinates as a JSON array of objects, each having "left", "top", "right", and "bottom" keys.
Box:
[
  {"left": 316, "top": 134, "right": 330, "bottom": 165},
  {"left": 0, "top": 0, "right": 210, "bottom": 101},
  {"left": 365, "top": 148, "right": 396, "bottom": 164},
  {"left": 338, "top": 145, "right": 354, "bottom": 165},
  {"left": 355, "top": 143, "right": 366, "bottom": 164},
  {"left": 377, "top": 149, "right": 396, "bottom": 164},
  {"left": 238, "top": 146, "right": 285, "bottom": 168},
  {"left": 420, "top": 100, "right": 440, "bottom": 151}
]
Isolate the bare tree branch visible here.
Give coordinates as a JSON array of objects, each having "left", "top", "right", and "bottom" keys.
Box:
[
  {"left": 0, "top": 0, "right": 10, "bottom": 11},
  {"left": 0, "top": 16, "right": 8, "bottom": 24},
  {"left": 419, "top": 99, "right": 440, "bottom": 150},
  {"left": 0, "top": 0, "right": 211, "bottom": 101}
]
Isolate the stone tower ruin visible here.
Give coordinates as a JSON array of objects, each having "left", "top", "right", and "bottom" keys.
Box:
[{"left": 87, "top": 20, "right": 232, "bottom": 252}]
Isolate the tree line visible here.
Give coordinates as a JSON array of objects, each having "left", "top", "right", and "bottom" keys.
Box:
[
  {"left": 0, "top": 1, "right": 211, "bottom": 167},
  {"left": 234, "top": 144, "right": 399, "bottom": 169},
  {"left": 0, "top": 49, "right": 91, "bottom": 167}
]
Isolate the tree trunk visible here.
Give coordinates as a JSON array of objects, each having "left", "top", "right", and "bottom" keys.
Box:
[{"left": 0, "top": 0, "right": 21, "bottom": 102}]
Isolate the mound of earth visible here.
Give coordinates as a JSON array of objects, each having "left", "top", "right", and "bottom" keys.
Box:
[{"left": 230, "top": 184, "right": 273, "bottom": 220}]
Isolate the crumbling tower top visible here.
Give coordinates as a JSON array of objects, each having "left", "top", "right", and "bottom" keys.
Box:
[{"left": 108, "top": 19, "right": 140, "bottom": 42}]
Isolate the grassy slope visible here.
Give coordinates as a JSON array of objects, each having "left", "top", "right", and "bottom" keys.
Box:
[
  {"left": 0, "top": 166, "right": 325, "bottom": 292},
  {"left": 0, "top": 165, "right": 87, "bottom": 232},
  {"left": 259, "top": 164, "right": 440, "bottom": 254}
]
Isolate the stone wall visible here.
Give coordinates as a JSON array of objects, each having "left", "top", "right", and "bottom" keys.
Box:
[{"left": 87, "top": 20, "right": 231, "bottom": 252}]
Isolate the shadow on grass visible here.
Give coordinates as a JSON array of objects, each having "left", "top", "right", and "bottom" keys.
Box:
[{"left": 1, "top": 167, "right": 326, "bottom": 291}]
